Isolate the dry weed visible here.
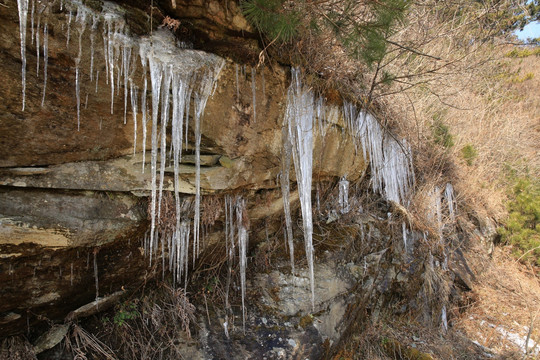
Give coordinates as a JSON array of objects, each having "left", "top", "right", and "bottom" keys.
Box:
[
  {"left": 0, "top": 336, "right": 36, "bottom": 360},
  {"left": 455, "top": 247, "right": 540, "bottom": 357}
]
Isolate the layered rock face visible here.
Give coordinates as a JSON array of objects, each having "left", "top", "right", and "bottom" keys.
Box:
[{"left": 0, "top": 0, "right": 366, "bottom": 339}]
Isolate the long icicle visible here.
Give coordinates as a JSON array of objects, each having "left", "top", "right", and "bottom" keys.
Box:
[
  {"left": 41, "top": 22, "right": 48, "bottom": 107},
  {"left": 17, "top": 0, "right": 29, "bottom": 111},
  {"left": 147, "top": 56, "right": 162, "bottom": 266},
  {"left": 281, "top": 124, "right": 295, "bottom": 275},
  {"left": 286, "top": 67, "right": 315, "bottom": 310}
]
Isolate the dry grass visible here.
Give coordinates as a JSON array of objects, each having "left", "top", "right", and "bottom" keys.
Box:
[
  {"left": 96, "top": 284, "right": 197, "bottom": 360},
  {"left": 455, "top": 247, "right": 540, "bottom": 358},
  {"left": 0, "top": 336, "right": 36, "bottom": 360}
]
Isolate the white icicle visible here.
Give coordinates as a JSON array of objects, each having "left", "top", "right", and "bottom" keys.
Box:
[
  {"left": 441, "top": 305, "right": 448, "bottom": 332},
  {"left": 281, "top": 125, "right": 295, "bottom": 275},
  {"left": 90, "top": 16, "right": 98, "bottom": 82},
  {"left": 157, "top": 66, "right": 172, "bottom": 223},
  {"left": 445, "top": 183, "right": 456, "bottom": 223},
  {"left": 75, "top": 8, "right": 87, "bottom": 131},
  {"left": 95, "top": 70, "right": 99, "bottom": 93},
  {"left": 141, "top": 67, "right": 148, "bottom": 172},
  {"left": 147, "top": 55, "right": 162, "bottom": 265},
  {"left": 30, "top": 0, "right": 35, "bottom": 45},
  {"left": 107, "top": 21, "right": 115, "bottom": 114},
  {"left": 338, "top": 176, "right": 350, "bottom": 214},
  {"left": 236, "top": 197, "right": 248, "bottom": 333},
  {"left": 41, "top": 22, "right": 48, "bottom": 107},
  {"left": 342, "top": 102, "right": 414, "bottom": 206},
  {"left": 251, "top": 66, "right": 256, "bottom": 122},
  {"left": 136, "top": 28, "right": 224, "bottom": 276},
  {"left": 402, "top": 222, "right": 408, "bottom": 250},
  {"left": 35, "top": 9, "right": 40, "bottom": 76},
  {"left": 130, "top": 81, "right": 138, "bottom": 154},
  {"left": 285, "top": 67, "right": 315, "bottom": 310},
  {"left": 17, "top": 0, "right": 29, "bottom": 111},
  {"left": 123, "top": 44, "right": 132, "bottom": 124},
  {"left": 66, "top": 10, "right": 72, "bottom": 48}
]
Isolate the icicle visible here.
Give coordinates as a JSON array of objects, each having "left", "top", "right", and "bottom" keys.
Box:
[
  {"left": 75, "top": 8, "right": 87, "bottom": 131},
  {"left": 130, "top": 81, "right": 138, "bottom": 154},
  {"left": 157, "top": 66, "right": 172, "bottom": 224},
  {"left": 95, "top": 70, "right": 100, "bottom": 93},
  {"left": 102, "top": 27, "right": 109, "bottom": 85},
  {"left": 402, "top": 222, "right": 408, "bottom": 250},
  {"left": 236, "top": 197, "right": 249, "bottom": 333},
  {"left": 235, "top": 63, "right": 239, "bottom": 100},
  {"left": 90, "top": 16, "right": 98, "bottom": 82},
  {"left": 192, "top": 64, "right": 225, "bottom": 260},
  {"left": 66, "top": 10, "right": 72, "bottom": 48},
  {"left": 342, "top": 103, "right": 414, "bottom": 205},
  {"left": 285, "top": 67, "right": 315, "bottom": 310},
  {"left": 85, "top": 93, "right": 89, "bottom": 109},
  {"left": 251, "top": 66, "right": 256, "bottom": 122},
  {"left": 147, "top": 55, "right": 162, "bottom": 265},
  {"left": 93, "top": 250, "right": 99, "bottom": 300},
  {"left": 35, "top": 8, "right": 40, "bottom": 76},
  {"left": 41, "top": 22, "right": 48, "bottom": 107},
  {"left": 224, "top": 195, "right": 236, "bottom": 330},
  {"left": 123, "top": 44, "right": 132, "bottom": 124},
  {"left": 30, "top": 0, "right": 35, "bottom": 45},
  {"left": 137, "top": 28, "right": 224, "bottom": 274},
  {"left": 441, "top": 305, "right": 448, "bottom": 332},
  {"left": 70, "top": 263, "right": 74, "bottom": 286},
  {"left": 445, "top": 183, "right": 456, "bottom": 223},
  {"left": 261, "top": 68, "right": 265, "bottom": 99},
  {"left": 141, "top": 66, "right": 148, "bottom": 172},
  {"left": 107, "top": 21, "right": 115, "bottom": 114},
  {"left": 17, "top": 0, "right": 29, "bottom": 111},
  {"left": 281, "top": 125, "right": 295, "bottom": 275},
  {"left": 338, "top": 176, "right": 350, "bottom": 214}
]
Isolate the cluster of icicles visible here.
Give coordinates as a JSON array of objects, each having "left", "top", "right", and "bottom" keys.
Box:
[{"left": 16, "top": 0, "right": 417, "bottom": 324}]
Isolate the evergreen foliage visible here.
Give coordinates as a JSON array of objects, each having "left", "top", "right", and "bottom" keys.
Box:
[
  {"left": 498, "top": 177, "right": 540, "bottom": 265},
  {"left": 240, "top": 0, "right": 408, "bottom": 68},
  {"left": 240, "top": 0, "right": 299, "bottom": 43}
]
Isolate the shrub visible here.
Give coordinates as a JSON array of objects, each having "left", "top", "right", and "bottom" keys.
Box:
[
  {"left": 432, "top": 119, "right": 454, "bottom": 149},
  {"left": 461, "top": 144, "right": 477, "bottom": 166},
  {"left": 505, "top": 47, "right": 540, "bottom": 58},
  {"left": 498, "top": 177, "right": 540, "bottom": 265}
]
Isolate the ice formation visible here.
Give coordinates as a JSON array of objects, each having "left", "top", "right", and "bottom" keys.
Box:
[
  {"left": 138, "top": 29, "right": 224, "bottom": 271},
  {"left": 41, "top": 23, "right": 48, "bottom": 107},
  {"left": 16, "top": 0, "right": 29, "bottom": 110},
  {"left": 281, "top": 125, "right": 295, "bottom": 275},
  {"left": 445, "top": 183, "right": 456, "bottom": 223},
  {"left": 343, "top": 102, "right": 415, "bottom": 206},
  {"left": 224, "top": 195, "right": 249, "bottom": 332},
  {"left": 284, "top": 67, "right": 316, "bottom": 309},
  {"left": 338, "top": 176, "right": 350, "bottom": 214},
  {"left": 236, "top": 197, "right": 249, "bottom": 332}
]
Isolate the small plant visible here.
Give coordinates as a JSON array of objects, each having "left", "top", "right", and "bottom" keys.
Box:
[
  {"left": 114, "top": 301, "right": 139, "bottom": 327},
  {"left": 432, "top": 119, "right": 454, "bottom": 149},
  {"left": 505, "top": 47, "right": 540, "bottom": 58},
  {"left": 461, "top": 144, "right": 477, "bottom": 166}
]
